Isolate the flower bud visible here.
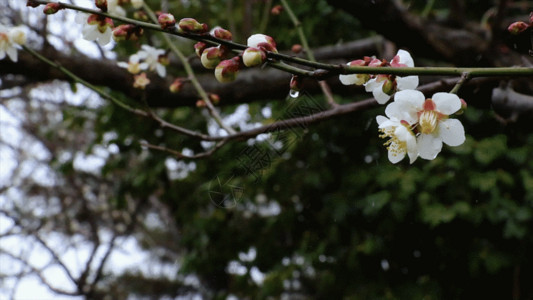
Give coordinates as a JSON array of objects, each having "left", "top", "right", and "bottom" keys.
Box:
[
  {"left": 291, "top": 44, "right": 303, "bottom": 54},
  {"left": 242, "top": 47, "right": 266, "bottom": 67},
  {"left": 271, "top": 5, "right": 283, "bottom": 15},
  {"left": 27, "top": 0, "right": 40, "bottom": 8},
  {"left": 507, "top": 21, "right": 529, "bottom": 35},
  {"left": 290, "top": 75, "right": 303, "bottom": 91},
  {"left": 194, "top": 42, "right": 207, "bottom": 57},
  {"left": 95, "top": 0, "right": 107, "bottom": 12},
  {"left": 201, "top": 47, "right": 223, "bottom": 69},
  {"left": 212, "top": 27, "right": 232, "bottom": 40},
  {"left": 133, "top": 10, "right": 149, "bottom": 21},
  {"left": 43, "top": 3, "right": 63, "bottom": 14},
  {"left": 178, "top": 18, "right": 208, "bottom": 34},
  {"left": 215, "top": 57, "right": 240, "bottom": 83},
  {"left": 158, "top": 13, "right": 176, "bottom": 30},
  {"left": 247, "top": 34, "right": 277, "bottom": 53},
  {"left": 133, "top": 72, "right": 150, "bottom": 89},
  {"left": 196, "top": 100, "right": 206, "bottom": 107},
  {"left": 381, "top": 77, "right": 396, "bottom": 95},
  {"left": 158, "top": 54, "right": 170, "bottom": 66},
  {"left": 369, "top": 58, "right": 387, "bottom": 67},
  {"left": 208, "top": 93, "right": 220, "bottom": 105},
  {"left": 112, "top": 24, "right": 143, "bottom": 41},
  {"left": 169, "top": 78, "right": 184, "bottom": 93}
]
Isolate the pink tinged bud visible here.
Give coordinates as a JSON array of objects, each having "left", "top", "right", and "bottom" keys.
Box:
[
  {"left": 215, "top": 57, "right": 240, "bottom": 83},
  {"left": 95, "top": 0, "right": 107, "bottom": 12},
  {"left": 290, "top": 75, "right": 303, "bottom": 91},
  {"left": 381, "top": 78, "right": 396, "bottom": 95},
  {"left": 133, "top": 72, "right": 150, "bottom": 89},
  {"left": 43, "top": 3, "right": 63, "bottom": 14},
  {"left": 247, "top": 34, "right": 278, "bottom": 53},
  {"left": 271, "top": 5, "right": 283, "bottom": 15},
  {"left": 208, "top": 93, "right": 220, "bottom": 104},
  {"left": 242, "top": 47, "right": 266, "bottom": 67},
  {"left": 178, "top": 18, "right": 208, "bottom": 34},
  {"left": 194, "top": 42, "right": 207, "bottom": 57},
  {"left": 348, "top": 59, "right": 367, "bottom": 67},
  {"left": 169, "top": 78, "right": 184, "bottom": 93},
  {"left": 508, "top": 21, "right": 529, "bottom": 35},
  {"left": 390, "top": 55, "right": 407, "bottom": 67},
  {"left": 291, "top": 44, "right": 302, "bottom": 53},
  {"left": 369, "top": 58, "right": 387, "bottom": 67},
  {"left": 201, "top": 47, "right": 223, "bottom": 69},
  {"left": 158, "top": 13, "right": 176, "bottom": 30},
  {"left": 213, "top": 28, "right": 232, "bottom": 40},
  {"left": 196, "top": 100, "right": 207, "bottom": 107},
  {"left": 113, "top": 24, "right": 142, "bottom": 41},
  {"left": 27, "top": 1, "right": 41, "bottom": 8},
  {"left": 133, "top": 11, "right": 149, "bottom": 21}
]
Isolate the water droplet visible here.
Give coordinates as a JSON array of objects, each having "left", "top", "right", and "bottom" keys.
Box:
[{"left": 289, "top": 89, "right": 300, "bottom": 98}]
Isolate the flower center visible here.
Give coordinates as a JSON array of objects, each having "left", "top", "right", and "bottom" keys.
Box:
[
  {"left": 379, "top": 127, "right": 406, "bottom": 157},
  {"left": 419, "top": 110, "right": 438, "bottom": 134}
]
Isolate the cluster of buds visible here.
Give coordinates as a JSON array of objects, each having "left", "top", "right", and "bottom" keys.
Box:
[
  {"left": 178, "top": 18, "right": 208, "bottom": 34},
  {"left": 507, "top": 12, "right": 533, "bottom": 35},
  {"left": 340, "top": 49, "right": 419, "bottom": 104},
  {"left": 112, "top": 24, "right": 143, "bottom": 41}
]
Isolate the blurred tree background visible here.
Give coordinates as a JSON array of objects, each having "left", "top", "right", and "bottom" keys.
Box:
[{"left": 1, "top": 0, "right": 533, "bottom": 299}]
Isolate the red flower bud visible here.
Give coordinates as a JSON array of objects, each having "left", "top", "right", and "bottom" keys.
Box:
[
  {"left": 215, "top": 57, "right": 240, "bottom": 83},
  {"left": 113, "top": 24, "right": 143, "bottom": 41},
  {"left": 212, "top": 27, "right": 232, "bottom": 40},
  {"left": 291, "top": 44, "right": 303, "bottom": 54},
  {"left": 43, "top": 3, "right": 63, "bottom": 14},
  {"left": 178, "top": 18, "right": 208, "bottom": 34},
  {"left": 95, "top": 0, "right": 107, "bottom": 12},
  {"left": 507, "top": 21, "right": 529, "bottom": 35},
  {"left": 208, "top": 93, "right": 220, "bottom": 104},
  {"left": 27, "top": 0, "right": 40, "bottom": 8},
  {"left": 169, "top": 78, "right": 184, "bottom": 93},
  {"left": 271, "top": 5, "right": 283, "bottom": 15},
  {"left": 158, "top": 13, "right": 176, "bottom": 30},
  {"left": 290, "top": 75, "right": 303, "bottom": 91},
  {"left": 194, "top": 42, "right": 207, "bottom": 57}
]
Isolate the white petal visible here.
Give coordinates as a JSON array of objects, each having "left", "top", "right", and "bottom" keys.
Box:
[
  {"left": 139, "top": 62, "right": 149, "bottom": 70},
  {"left": 376, "top": 115, "right": 388, "bottom": 126},
  {"left": 394, "top": 89, "right": 425, "bottom": 107},
  {"left": 83, "top": 27, "right": 98, "bottom": 41},
  {"left": 373, "top": 88, "right": 391, "bottom": 104},
  {"left": 432, "top": 92, "right": 461, "bottom": 115},
  {"left": 397, "top": 49, "right": 414, "bottom": 67},
  {"left": 75, "top": 13, "right": 88, "bottom": 24},
  {"left": 364, "top": 78, "right": 380, "bottom": 92},
  {"left": 117, "top": 62, "right": 129, "bottom": 68},
  {"left": 396, "top": 75, "right": 419, "bottom": 90},
  {"left": 6, "top": 47, "right": 17, "bottom": 62},
  {"left": 388, "top": 149, "right": 405, "bottom": 164},
  {"left": 339, "top": 74, "right": 358, "bottom": 85},
  {"left": 97, "top": 29, "right": 112, "bottom": 46},
  {"left": 156, "top": 64, "right": 166, "bottom": 77},
  {"left": 417, "top": 133, "right": 443, "bottom": 160},
  {"left": 438, "top": 118, "right": 465, "bottom": 146},
  {"left": 0, "top": 50, "right": 6, "bottom": 60}
]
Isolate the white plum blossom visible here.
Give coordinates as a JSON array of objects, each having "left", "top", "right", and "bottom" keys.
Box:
[
  {"left": 75, "top": 13, "right": 114, "bottom": 46},
  {"left": 0, "top": 25, "right": 27, "bottom": 62},
  {"left": 388, "top": 90, "right": 466, "bottom": 160},
  {"left": 137, "top": 45, "right": 167, "bottom": 77},
  {"left": 364, "top": 49, "right": 419, "bottom": 104},
  {"left": 117, "top": 54, "right": 148, "bottom": 74},
  {"left": 339, "top": 59, "right": 370, "bottom": 86},
  {"left": 376, "top": 115, "right": 418, "bottom": 164}
]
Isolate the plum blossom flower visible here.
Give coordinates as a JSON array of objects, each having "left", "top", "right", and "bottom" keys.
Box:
[
  {"left": 0, "top": 25, "right": 27, "bottom": 62},
  {"left": 133, "top": 72, "right": 150, "bottom": 89},
  {"left": 117, "top": 54, "right": 148, "bottom": 74},
  {"left": 137, "top": 45, "right": 167, "bottom": 77},
  {"left": 364, "top": 49, "right": 419, "bottom": 104},
  {"left": 75, "top": 13, "right": 114, "bottom": 46},
  {"left": 376, "top": 115, "right": 418, "bottom": 164},
  {"left": 388, "top": 90, "right": 466, "bottom": 160},
  {"left": 339, "top": 59, "right": 370, "bottom": 86}
]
